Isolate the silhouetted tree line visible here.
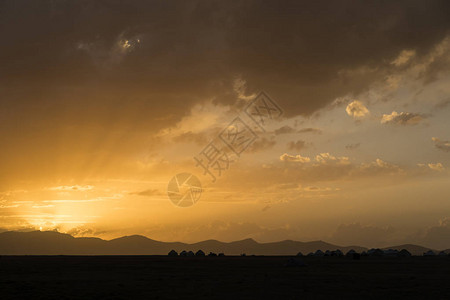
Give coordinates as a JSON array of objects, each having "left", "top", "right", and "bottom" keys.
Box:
[{"left": 167, "top": 248, "right": 450, "bottom": 257}]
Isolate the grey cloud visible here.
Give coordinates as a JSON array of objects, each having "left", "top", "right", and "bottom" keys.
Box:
[
  {"left": 297, "top": 128, "right": 322, "bottom": 134},
  {"left": 261, "top": 205, "right": 271, "bottom": 212},
  {"left": 248, "top": 137, "right": 276, "bottom": 153},
  {"left": 274, "top": 126, "right": 296, "bottom": 135},
  {"left": 288, "top": 140, "right": 307, "bottom": 151},
  {"left": 345, "top": 143, "right": 361, "bottom": 150},
  {"left": 432, "top": 137, "right": 450, "bottom": 152},
  {"left": 130, "top": 189, "right": 161, "bottom": 197},
  {"left": 275, "top": 126, "right": 322, "bottom": 136}
]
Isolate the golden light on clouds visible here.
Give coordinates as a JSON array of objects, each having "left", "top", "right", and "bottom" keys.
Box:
[
  {"left": 0, "top": 1, "right": 450, "bottom": 250},
  {"left": 345, "top": 101, "right": 370, "bottom": 119}
]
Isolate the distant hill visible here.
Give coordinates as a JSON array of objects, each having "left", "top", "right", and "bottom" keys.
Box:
[{"left": 0, "top": 231, "right": 436, "bottom": 256}]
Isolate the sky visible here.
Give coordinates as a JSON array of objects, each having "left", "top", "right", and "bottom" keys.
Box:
[{"left": 1, "top": 0, "right": 450, "bottom": 249}]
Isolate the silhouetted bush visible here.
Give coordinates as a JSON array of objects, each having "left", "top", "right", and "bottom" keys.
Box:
[
  {"left": 330, "top": 250, "right": 343, "bottom": 257},
  {"left": 383, "top": 249, "right": 399, "bottom": 257},
  {"left": 367, "top": 248, "right": 384, "bottom": 257},
  {"left": 398, "top": 249, "right": 411, "bottom": 257},
  {"left": 314, "top": 250, "right": 324, "bottom": 257}
]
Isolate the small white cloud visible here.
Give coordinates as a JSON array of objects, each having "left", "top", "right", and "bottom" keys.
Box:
[
  {"left": 374, "top": 158, "right": 390, "bottom": 168},
  {"left": 280, "top": 153, "right": 311, "bottom": 163},
  {"left": 346, "top": 101, "right": 370, "bottom": 119},
  {"left": 0, "top": 204, "right": 19, "bottom": 208},
  {"left": 48, "top": 185, "right": 94, "bottom": 192},
  {"left": 428, "top": 163, "right": 445, "bottom": 172},
  {"left": 303, "top": 186, "right": 332, "bottom": 192},
  {"left": 315, "top": 153, "right": 350, "bottom": 165},
  {"left": 359, "top": 159, "right": 402, "bottom": 175},
  {"left": 32, "top": 205, "right": 55, "bottom": 208},
  {"left": 381, "top": 111, "right": 424, "bottom": 125}
]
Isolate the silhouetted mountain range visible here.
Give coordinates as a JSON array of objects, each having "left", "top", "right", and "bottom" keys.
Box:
[{"left": 0, "top": 231, "right": 440, "bottom": 256}]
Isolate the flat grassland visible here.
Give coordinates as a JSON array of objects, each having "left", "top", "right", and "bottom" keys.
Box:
[{"left": 0, "top": 256, "right": 449, "bottom": 299}]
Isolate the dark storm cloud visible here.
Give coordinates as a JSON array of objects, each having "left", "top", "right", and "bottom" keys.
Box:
[
  {"left": 2, "top": 0, "right": 450, "bottom": 120},
  {"left": 1, "top": 0, "right": 450, "bottom": 182}
]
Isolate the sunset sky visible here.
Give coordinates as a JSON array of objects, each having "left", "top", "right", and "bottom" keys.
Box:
[{"left": 1, "top": 1, "right": 450, "bottom": 249}]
